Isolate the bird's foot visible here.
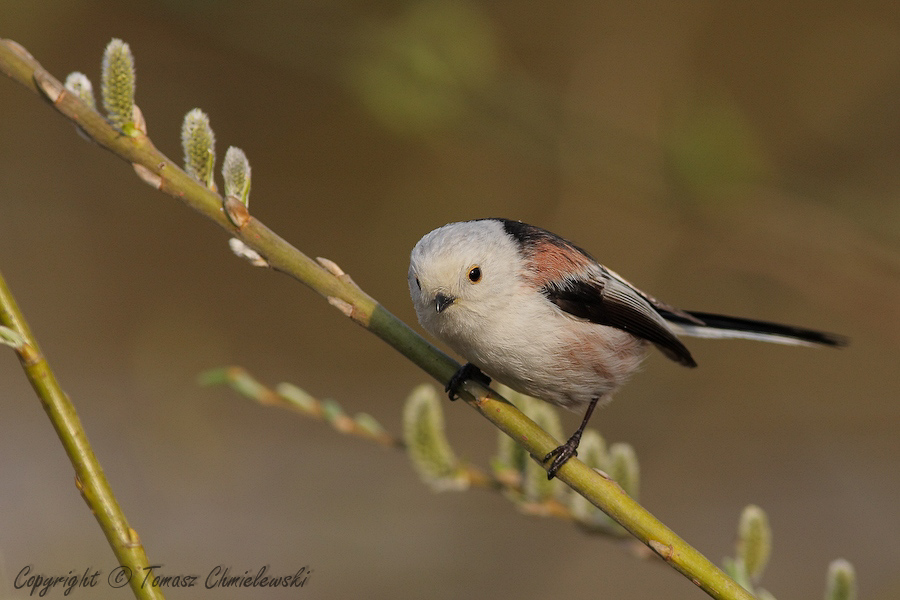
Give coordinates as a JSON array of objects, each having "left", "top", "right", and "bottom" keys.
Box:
[
  {"left": 542, "top": 397, "right": 598, "bottom": 479},
  {"left": 445, "top": 363, "right": 491, "bottom": 400},
  {"left": 543, "top": 434, "right": 581, "bottom": 480}
]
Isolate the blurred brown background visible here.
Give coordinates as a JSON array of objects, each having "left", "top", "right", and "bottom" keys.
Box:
[{"left": 2, "top": 2, "right": 899, "bottom": 598}]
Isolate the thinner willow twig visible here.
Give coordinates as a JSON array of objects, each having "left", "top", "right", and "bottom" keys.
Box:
[
  {"left": 0, "top": 269, "right": 165, "bottom": 600},
  {"left": 199, "top": 365, "right": 650, "bottom": 544},
  {"left": 0, "top": 38, "right": 755, "bottom": 600}
]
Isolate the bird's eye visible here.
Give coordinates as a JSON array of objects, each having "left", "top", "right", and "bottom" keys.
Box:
[
  {"left": 467, "top": 266, "right": 482, "bottom": 283},
  {"left": 415, "top": 276, "right": 421, "bottom": 290}
]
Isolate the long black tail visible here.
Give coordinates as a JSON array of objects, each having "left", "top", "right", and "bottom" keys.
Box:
[{"left": 660, "top": 309, "right": 848, "bottom": 347}]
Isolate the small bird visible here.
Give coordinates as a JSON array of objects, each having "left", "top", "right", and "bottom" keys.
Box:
[{"left": 408, "top": 218, "right": 847, "bottom": 479}]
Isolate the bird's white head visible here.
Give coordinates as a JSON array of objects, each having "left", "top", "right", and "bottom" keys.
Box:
[{"left": 408, "top": 220, "right": 523, "bottom": 340}]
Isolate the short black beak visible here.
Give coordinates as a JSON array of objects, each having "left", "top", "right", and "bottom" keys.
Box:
[{"left": 435, "top": 292, "right": 455, "bottom": 313}]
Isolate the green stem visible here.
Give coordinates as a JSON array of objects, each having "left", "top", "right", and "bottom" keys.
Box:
[
  {"left": 0, "top": 38, "right": 754, "bottom": 600},
  {"left": 0, "top": 270, "right": 164, "bottom": 600}
]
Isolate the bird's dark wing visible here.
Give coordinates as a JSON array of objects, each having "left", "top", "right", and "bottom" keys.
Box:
[{"left": 543, "top": 270, "right": 697, "bottom": 367}]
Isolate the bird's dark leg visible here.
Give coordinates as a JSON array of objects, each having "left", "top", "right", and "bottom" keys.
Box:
[
  {"left": 543, "top": 397, "right": 600, "bottom": 479},
  {"left": 445, "top": 362, "right": 491, "bottom": 400}
]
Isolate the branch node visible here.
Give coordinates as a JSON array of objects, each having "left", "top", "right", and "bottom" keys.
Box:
[
  {"left": 19, "top": 342, "right": 41, "bottom": 366},
  {"left": 316, "top": 256, "right": 362, "bottom": 290},
  {"left": 649, "top": 539, "right": 675, "bottom": 561},
  {"left": 4, "top": 39, "right": 34, "bottom": 61},
  {"left": 131, "top": 104, "right": 147, "bottom": 135},
  {"left": 125, "top": 527, "right": 142, "bottom": 548},
  {"left": 73, "top": 474, "right": 92, "bottom": 509},
  {"left": 593, "top": 467, "right": 612, "bottom": 480},
  {"left": 33, "top": 69, "right": 64, "bottom": 103},
  {"left": 223, "top": 194, "right": 251, "bottom": 228},
  {"left": 0, "top": 325, "right": 26, "bottom": 350},
  {"left": 132, "top": 163, "right": 162, "bottom": 189},
  {"left": 228, "top": 238, "right": 269, "bottom": 267},
  {"left": 327, "top": 296, "right": 355, "bottom": 318},
  {"left": 316, "top": 256, "right": 345, "bottom": 277}
]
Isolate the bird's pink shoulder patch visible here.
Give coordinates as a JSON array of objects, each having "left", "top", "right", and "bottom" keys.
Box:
[{"left": 523, "top": 237, "right": 595, "bottom": 288}]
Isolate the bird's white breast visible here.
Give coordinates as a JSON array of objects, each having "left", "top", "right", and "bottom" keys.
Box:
[{"left": 435, "top": 271, "right": 647, "bottom": 409}]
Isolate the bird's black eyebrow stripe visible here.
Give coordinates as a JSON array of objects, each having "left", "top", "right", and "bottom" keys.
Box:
[
  {"left": 495, "top": 218, "right": 546, "bottom": 246},
  {"left": 479, "top": 218, "right": 597, "bottom": 262}
]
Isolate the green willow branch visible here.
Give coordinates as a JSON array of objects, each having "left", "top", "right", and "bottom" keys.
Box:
[
  {"left": 0, "top": 39, "right": 754, "bottom": 600},
  {"left": 0, "top": 269, "right": 164, "bottom": 600}
]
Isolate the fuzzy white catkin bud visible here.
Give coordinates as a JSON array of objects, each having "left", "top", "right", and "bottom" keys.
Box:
[
  {"left": 825, "top": 559, "right": 856, "bottom": 600},
  {"left": 737, "top": 504, "right": 772, "bottom": 582},
  {"left": 222, "top": 146, "right": 251, "bottom": 206},
  {"left": 403, "top": 384, "right": 465, "bottom": 491},
  {"left": 181, "top": 109, "right": 216, "bottom": 188},
  {"left": 64, "top": 72, "right": 96, "bottom": 109},
  {"left": 101, "top": 39, "right": 135, "bottom": 131}
]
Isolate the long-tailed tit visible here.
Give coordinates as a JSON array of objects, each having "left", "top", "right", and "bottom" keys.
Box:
[{"left": 408, "top": 218, "right": 847, "bottom": 479}]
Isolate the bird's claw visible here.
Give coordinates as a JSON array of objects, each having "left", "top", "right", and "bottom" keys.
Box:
[
  {"left": 543, "top": 440, "right": 579, "bottom": 480},
  {"left": 445, "top": 363, "right": 491, "bottom": 400}
]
